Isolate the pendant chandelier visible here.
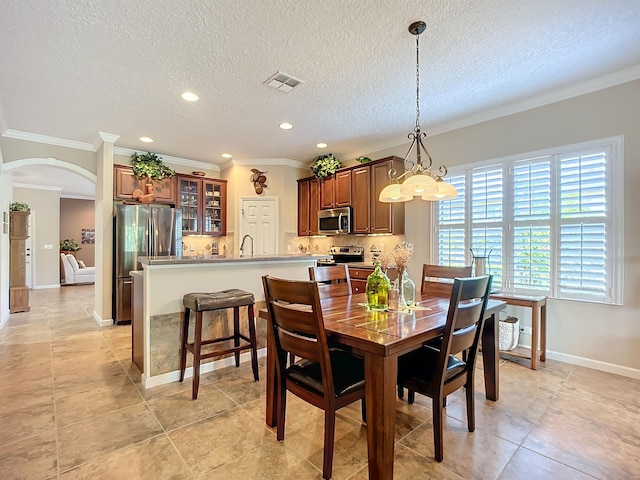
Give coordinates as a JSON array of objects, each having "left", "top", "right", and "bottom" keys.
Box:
[{"left": 379, "top": 21, "right": 458, "bottom": 203}]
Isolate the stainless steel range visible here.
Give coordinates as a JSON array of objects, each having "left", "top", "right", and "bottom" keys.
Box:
[{"left": 317, "top": 245, "right": 365, "bottom": 266}]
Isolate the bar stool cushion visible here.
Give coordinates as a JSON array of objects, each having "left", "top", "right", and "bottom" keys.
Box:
[{"left": 183, "top": 289, "right": 255, "bottom": 311}]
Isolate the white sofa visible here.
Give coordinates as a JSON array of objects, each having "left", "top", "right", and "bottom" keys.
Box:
[{"left": 60, "top": 253, "right": 95, "bottom": 285}]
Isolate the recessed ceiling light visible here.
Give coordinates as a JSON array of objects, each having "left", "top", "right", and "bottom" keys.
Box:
[
  {"left": 279, "top": 122, "right": 293, "bottom": 130},
  {"left": 181, "top": 91, "right": 199, "bottom": 102},
  {"left": 140, "top": 137, "right": 154, "bottom": 143},
  {"left": 316, "top": 143, "right": 327, "bottom": 149},
  {"left": 221, "top": 153, "right": 232, "bottom": 158}
]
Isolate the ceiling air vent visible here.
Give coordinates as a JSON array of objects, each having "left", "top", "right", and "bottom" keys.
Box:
[{"left": 264, "top": 71, "right": 303, "bottom": 93}]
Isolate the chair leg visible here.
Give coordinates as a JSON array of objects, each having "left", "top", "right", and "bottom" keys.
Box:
[
  {"left": 276, "top": 371, "right": 287, "bottom": 442},
  {"left": 407, "top": 390, "right": 415, "bottom": 404},
  {"left": 433, "top": 395, "right": 444, "bottom": 462},
  {"left": 179, "top": 308, "right": 190, "bottom": 382},
  {"left": 361, "top": 398, "right": 367, "bottom": 424},
  {"left": 247, "top": 304, "right": 259, "bottom": 381},
  {"left": 191, "top": 311, "right": 203, "bottom": 400},
  {"left": 466, "top": 380, "right": 476, "bottom": 432},
  {"left": 322, "top": 411, "right": 336, "bottom": 479},
  {"left": 398, "top": 385, "right": 404, "bottom": 399},
  {"left": 233, "top": 307, "right": 241, "bottom": 367}
]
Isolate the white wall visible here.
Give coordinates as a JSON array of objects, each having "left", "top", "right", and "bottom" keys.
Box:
[{"left": 366, "top": 79, "right": 640, "bottom": 375}]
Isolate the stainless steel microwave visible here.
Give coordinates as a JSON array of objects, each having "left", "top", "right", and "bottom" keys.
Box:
[{"left": 318, "top": 207, "right": 351, "bottom": 235}]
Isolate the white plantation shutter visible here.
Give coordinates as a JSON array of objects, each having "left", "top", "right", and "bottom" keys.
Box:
[
  {"left": 512, "top": 158, "right": 551, "bottom": 292},
  {"left": 432, "top": 137, "right": 622, "bottom": 305},
  {"left": 437, "top": 175, "right": 467, "bottom": 266},
  {"left": 557, "top": 149, "right": 610, "bottom": 302}
]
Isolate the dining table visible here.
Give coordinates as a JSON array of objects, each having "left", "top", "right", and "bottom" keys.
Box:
[{"left": 259, "top": 291, "right": 506, "bottom": 480}]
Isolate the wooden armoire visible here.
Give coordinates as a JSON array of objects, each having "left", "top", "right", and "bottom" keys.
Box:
[{"left": 9, "top": 211, "right": 30, "bottom": 313}]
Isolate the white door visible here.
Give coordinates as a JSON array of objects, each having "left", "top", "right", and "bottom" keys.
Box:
[{"left": 239, "top": 197, "right": 278, "bottom": 256}]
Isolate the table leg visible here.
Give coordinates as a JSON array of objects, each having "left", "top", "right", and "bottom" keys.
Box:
[
  {"left": 265, "top": 318, "right": 277, "bottom": 428},
  {"left": 531, "top": 305, "right": 539, "bottom": 370},
  {"left": 540, "top": 303, "right": 547, "bottom": 362},
  {"left": 364, "top": 353, "right": 397, "bottom": 480},
  {"left": 482, "top": 312, "right": 499, "bottom": 401}
]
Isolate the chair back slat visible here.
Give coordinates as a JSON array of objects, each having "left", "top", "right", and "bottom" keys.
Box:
[
  {"left": 421, "top": 264, "right": 472, "bottom": 296},
  {"left": 309, "top": 265, "right": 352, "bottom": 299},
  {"left": 262, "top": 275, "right": 333, "bottom": 386},
  {"left": 436, "top": 275, "right": 492, "bottom": 383}
]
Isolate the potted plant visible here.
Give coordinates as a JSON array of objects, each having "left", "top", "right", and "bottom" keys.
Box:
[
  {"left": 60, "top": 238, "right": 81, "bottom": 254},
  {"left": 130, "top": 152, "right": 175, "bottom": 203},
  {"left": 9, "top": 201, "right": 30, "bottom": 213},
  {"left": 311, "top": 153, "right": 341, "bottom": 178}
]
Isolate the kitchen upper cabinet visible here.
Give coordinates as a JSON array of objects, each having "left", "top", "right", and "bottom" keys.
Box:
[
  {"left": 114, "top": 165, "right": 176, "bottom": 204},
  {"left": 370, "top": 157, "right": 405, "bottom": 234},
  {"left": 177, "top": 175, "right": 227, "bottom": 236},
  {"left": 351, "top": 166, "right": 371, "bottom": 234},
  {"left": 320, "top": 170, "right": 351, "bottom": 209},
  {"left": 298, "top": 177, "right": 320, "bottom": 236},
  {"left": 351, "top": 156, "right": 405, "bottom": 234}
]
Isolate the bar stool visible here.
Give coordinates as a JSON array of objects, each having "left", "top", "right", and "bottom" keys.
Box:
[{"left": 179, "top": 288, "right": 259, "bottom": 399}]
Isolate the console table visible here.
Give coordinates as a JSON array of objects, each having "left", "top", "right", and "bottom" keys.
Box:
[{"left": 490, "top": 293, "right": 547, "bottom": 370}]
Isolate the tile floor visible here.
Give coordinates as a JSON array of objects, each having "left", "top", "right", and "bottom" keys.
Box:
[{"left": 1, "top": 285, "right": 639, "bottom": 479}]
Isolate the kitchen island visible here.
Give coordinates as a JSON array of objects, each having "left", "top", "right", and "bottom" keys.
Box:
[{"left": 132, "top": 254, "right": 327, "bottom": 389}]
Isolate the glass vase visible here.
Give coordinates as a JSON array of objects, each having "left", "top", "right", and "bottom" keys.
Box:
[
  {"left": 366, "top": 261, "right": 390, "bottom": 310},
  {"left": 396, "top": 270, "right": 408, "bottom": 311},
  {"left": 401, "top": 268, "right": 416, "bottom": 307}
]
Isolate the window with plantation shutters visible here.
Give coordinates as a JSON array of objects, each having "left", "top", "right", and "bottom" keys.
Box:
[{"left": 432, "top": 137, "right": 623, "bottom": 305}]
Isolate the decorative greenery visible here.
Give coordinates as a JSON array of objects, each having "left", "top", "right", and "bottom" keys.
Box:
[
  {"left": 9, "top": 202, "right": 30, "bottom": 212},
  {"left": 60, "top": 239, "right": 81, "bottom": 252},
  {"left": 131, "top": 152, "right": 175, "bottom": 181},
  {"left": 311, "top": 153, "right": 341, "bottom": 178},
  {"left": 356, "top": 156, "right": 371, "bottom": 163}
]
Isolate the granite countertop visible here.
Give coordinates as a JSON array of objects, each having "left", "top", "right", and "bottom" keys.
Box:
[{"left": 139, "top": 254, "right": 330, "bottom": 266}]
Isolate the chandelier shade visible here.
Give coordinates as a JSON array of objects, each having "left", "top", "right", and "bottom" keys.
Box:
[{"left": 379, "top": 20, "right": 458, "bottom": 203}]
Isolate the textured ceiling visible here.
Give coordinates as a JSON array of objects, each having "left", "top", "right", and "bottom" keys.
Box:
[{"left": 1, "top": 0, "right": 640, "bottom": 172}]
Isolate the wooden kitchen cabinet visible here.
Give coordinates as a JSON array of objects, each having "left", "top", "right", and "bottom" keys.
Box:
[
  {"left": 113, "top": 165, "right": 176, "bottom": 204},
  {"left": 177, "top": 175, "right": 227, "bottom": 236},
  {"left": 351, "top": 166, "right": 371, "bottom": 234},
  {"left": 370, "top": 157, "right": 405, "bottom": 234},
  {"left": 320, "top": 170, "right": 351, "bottom": 209},
  {"left": 348, "top": 266, "right": 371, "bottom": 294},
  {"left": 351, "top": 156, "right": 405, "bottom": 234},
  {"left": 298, "top": 177, "right": 320, "bottom": 236},
  {"left": 9, "top": 211, "right": 30, "bottom": 313}
]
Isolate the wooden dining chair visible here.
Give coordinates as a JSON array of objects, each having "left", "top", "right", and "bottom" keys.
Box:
[
  {"left": 397, "top": 275, "right": 492, "bottom": 462},
  {"left": 309, "top": 264, "right": 352, "bottom": 299},
  {"left": 421, "top": 264, "right": 472, "bottom": 296},
  {"left": 262, "top": 275, "right": 366, "bottom": 480}
]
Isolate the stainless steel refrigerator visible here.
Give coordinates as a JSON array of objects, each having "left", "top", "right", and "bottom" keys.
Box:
[{"left": 113, "top": 204, "right": 182, "bottom": 325}]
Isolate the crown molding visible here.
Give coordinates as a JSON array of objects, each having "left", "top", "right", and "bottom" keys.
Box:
[
  {"left": 61, "top": 193, "right": 95, "bottom": 200},
  {"left": 112, "top": 146, "right": 219, "bottom": 172},
  {"left": 13, "top": 182, "right": 63, "bottom": 192},
  {"left": 222, "top": 158, "right": 306, "bottom": 171},
  {"left": 94, "top": 132, "right": 120, "bottom": 149},
  {"left": 2, "top": 129, "right": 95, "bottom": 151}
]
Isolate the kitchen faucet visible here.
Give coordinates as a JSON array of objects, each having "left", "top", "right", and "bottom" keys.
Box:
[{"left": 240, "top": 234, "right": 254, "bottom": 257}]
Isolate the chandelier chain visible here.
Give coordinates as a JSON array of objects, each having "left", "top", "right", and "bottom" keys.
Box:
[{"left": 415, "top": 32, "right": 420, "bottom": 130}]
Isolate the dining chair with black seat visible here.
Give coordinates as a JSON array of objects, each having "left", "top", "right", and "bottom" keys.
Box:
[
  {"left": 262, "top": 275, "right": 366, "bottom": 480},
  {"left": 421, "top": 264, "right": 473, "bottom": 296},
  {"left": 397, "top": 263, "right": 474, "bottom": 399},
  {"left": 309, "top": 264, "right": 352, "bottom": 299},
  {"left": 397, "top": 274, "right": 492, "bottom": 462}
]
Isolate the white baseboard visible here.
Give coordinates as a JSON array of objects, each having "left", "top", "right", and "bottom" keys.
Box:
[
  {"left": 0, "top": 309, "right": 9, "bottom": 329},
  {"left": 32, "top": 284, "right": 61, "bottom": 290},
  {"left": 142, "top": 348, "right": 267, "bottom": 389},
  {"left": 546, "top": 350, "right": 640, "bottom": 380},
  {"left": 93, "top": 311, "right": 112, "bottom": 327}
]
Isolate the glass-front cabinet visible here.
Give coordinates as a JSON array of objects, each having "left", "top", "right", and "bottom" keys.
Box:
[{"left": 177, "top": 176, "right": 227, "bottom": 236}]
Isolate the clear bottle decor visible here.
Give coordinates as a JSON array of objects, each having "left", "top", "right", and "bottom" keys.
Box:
[
  {"left": 401, "top": 269, "right": 416, "bottom": 307},
  {"left": 388, "top": 279, "right": 400, "bottom": 311},
  {"left": 366, "top": 261, "right": 390, "bottom": 310},
  {"left": 395, "top": 271, "right": 408, "bottom": 311}
]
